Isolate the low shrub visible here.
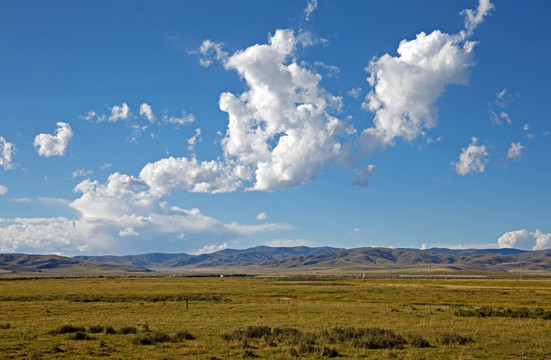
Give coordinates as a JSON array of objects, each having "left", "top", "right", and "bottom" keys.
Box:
[
  {"left": 242, "top": 349, "right": 259, "bottom": 358},
  {"left": 319, "top": 345, "right": 340, "bottom": 357},
  {"left": 352, "top": 328, "right": 407, "bottom": 350},
  {"left": 50, "top": 325, "right": 86, "bottom": 335},
  {"left": 540, "top": 311, "right": 551, "bottom": 320},
  {"left": 0, "top": 323, "right": 10, "bottom": 329},
  {"left": 456, "top": 306, "right": 551, "bottom": 320},
  {"left": 104, "top": 326, "right": 116, "bottom": 334},
  {"left": 88, "top": 325, "right": 104, "bottom": 333},
  {"left": 51, "top": 345, "right": 64, "bottom": 353},
  {"left": 440, "top": 333, "right": 473, "bottom": 345},
  {"left": 245, "top": 326, "right": 272, "bottom": 339},
  {"left": 118, "top": 326, "right": 138, "bottom": 334},
  {"left": 69, "top": 331, "right": 92, "bottom": 340},
  {"left": 133, "top": 331, "right": 171, "bottom": 345},
  {"left": 172, "top": 330, "right": 196, "bottom": 341},
  {"left": 408, "top": 334, "right": 431, "bottom": 348}
]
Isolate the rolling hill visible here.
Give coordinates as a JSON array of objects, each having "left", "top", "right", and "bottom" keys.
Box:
[
  {"left": 71, "top": 246, "right": 551, "bottom": 274},
  {"left": 2, "top": 246, "right": 550, "bottom": 275},
  {"left": 0, "top": 254, "right": 151, "bottom": 274}
]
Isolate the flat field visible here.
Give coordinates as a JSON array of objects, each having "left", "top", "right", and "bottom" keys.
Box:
[{"left": 1, "top": 276, "right": 550, "bottom": 359}]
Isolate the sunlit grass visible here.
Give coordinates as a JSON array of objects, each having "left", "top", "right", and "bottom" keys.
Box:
[{"left": 0, "top": 277, "right": 550, "bottom": 359}]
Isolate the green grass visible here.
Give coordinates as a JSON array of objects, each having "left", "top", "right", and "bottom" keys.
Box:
[{"left": 0, "top": 277, "right": 550, "bottom": 359}]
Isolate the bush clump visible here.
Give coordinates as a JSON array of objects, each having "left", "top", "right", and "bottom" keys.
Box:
[
  {"left": 408, "top": 334, "right": 431, "bottom": 348},
  {"left": 50, "top": 325, "right": 86, "bottom": 335},
  {"left": 69, "top": 331, "right": 93, "bottom": 340},
  {"left": 352, "top": 328, "right": 407, "bottom": 350},
  {"left": 133, "top": 331, "right": 171, "bottom": 345},
  {"left": 118, "top": 326, "right": 138, "bottom": 334},
  {"left": 104, "top": 326, "right": 116, "bottom": 334},
  {"left": 456, "top": 306, "right": 551, "bottom": 320},
  {"left": 172, "top": 330, "right": 196, "bottom": 341},
  {"left": 88, "top": 325, "right": 104, "bottom": 333},
  {"left": 0, "top": 323, "right": 11, "bottom": 329},
  {"left": 223, "top": 325, "right": 411, "bottom": 354},
  {"left": 440, "top": 333, "right": 474, "bottom": 345}
]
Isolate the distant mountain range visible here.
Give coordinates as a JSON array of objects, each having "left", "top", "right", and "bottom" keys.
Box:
[
  {"left": 0, "top": 254, "right": 150, "bottom": 274},
  {"left": 2, "top": 246, "right": 550, "bottom": 275}
]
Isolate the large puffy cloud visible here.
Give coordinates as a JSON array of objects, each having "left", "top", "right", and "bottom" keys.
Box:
[
  {"left": 498, "top": 229, "right": 551, "bottom": 250},
  {"left": 0, "top": 170, "right": 292, "bottom": 254},
  {"left": 0, "top": 136, "right": 15, "bottom": 170},
  {"left": 139, "top": 157, "right": 245, "bottom": 196},
  {"left": 0, "top": 217, "right": 90, "bottom": 253},
  {"left": 453, "top": 137, "right": 488, "bottom": 175},
  {"left": 360, "top": 30, "right": 475, "bottom": 149},
  {"left": 359, "top": 0, "right": 492, "bottom": 151},
  {"left": 34, "top": 122, "right": 73, "bottom": 157},
  {"left": 219, "top": 29, "right": 345, "bottom": 191},
  {"left": 0, "top": 184, "right": 7, "bottom": 195},
  {"left": 71, "top": 172, "right": 155, "bottom": 219}
]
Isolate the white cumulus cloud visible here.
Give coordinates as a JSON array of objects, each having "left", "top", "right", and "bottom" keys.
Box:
[
  {"left": 453, "top": 137, "right": 488, "bottom": 175},
  {"left": 498, "top": 229, "right": 551, "bottom": 250},
  {"left": 360, "top": 30, "right": 475, "bottom": 150},
  {"left": 507, "top": 142, "right": 524, "bottom": 161},
  {"left": 197, "top": 40, "right": 228, "bottom": 67},
  {"left": 119, "top": 227, "right": 139, "bottom": 237},
  {"left": 359, "top": 0, "right": 492, "bottom": 152},
  {"left": 190, "top": 242, "right": 228, "bottom": 255},
  {"left": 219, "top": 29, "right": 345, "bottom": 191},
  {"left": 34, "top": 122, "right": 73, "bottom": 157},
  {"left": 256, "top": 212, "right": 268, "bottom": 221},
  {"left": 0, "top": 137, "right": 15, "bottom": 170},
  {"left": 109, "top": 103, "right": 131, "bottom": 122},
  {"left": 139, "top": 157, "right": 245, "bottom": 196},
  {"left": 0, "top": 168, "right": 292, "bottom": 254},
  {"left": 139, "top": 103, "right": 156, "bottom": 123},
  {"left": 0, "top": 184, "right": 7, "bottom": 195}
]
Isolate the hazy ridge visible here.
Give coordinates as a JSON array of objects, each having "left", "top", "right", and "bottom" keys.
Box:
[{"left": 2, "top": 246, "right": 549, "bottom": 274}]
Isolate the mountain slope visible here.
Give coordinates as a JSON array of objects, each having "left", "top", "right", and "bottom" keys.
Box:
[
  {"left": 0, "top": 254, "right": 151, "bottom": 274},
  {"left": 5, "top": 246, "right": 550, "bottom": 275}
]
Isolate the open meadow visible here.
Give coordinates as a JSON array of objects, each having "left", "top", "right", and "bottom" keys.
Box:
[{"left": 1, "top": 276, "right": 551, "bottom": 359}]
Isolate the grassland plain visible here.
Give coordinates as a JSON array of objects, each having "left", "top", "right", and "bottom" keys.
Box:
[{"left": 0, "top": 277, "right": 551, "bottom": 359}]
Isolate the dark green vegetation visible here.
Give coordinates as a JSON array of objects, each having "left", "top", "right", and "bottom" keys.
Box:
[
  {"left": 1, "top": 277, "right": 551, "bottom": 359},
  {"left": 455, "top": 306, "right": 551, "bottom": 319},
  {"left": 5, "top": 246, "right": 551, "bottom": 275}
]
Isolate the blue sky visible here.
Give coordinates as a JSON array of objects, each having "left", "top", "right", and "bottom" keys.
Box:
[{"left": 1, "top": 0, "right": 550, "bottom": 255}]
